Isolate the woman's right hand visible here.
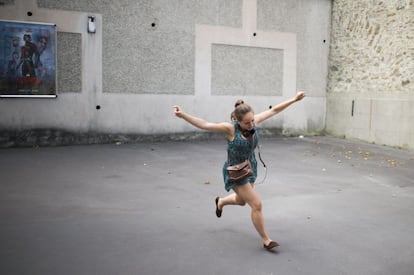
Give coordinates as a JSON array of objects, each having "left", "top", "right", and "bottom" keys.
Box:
[{"left": 173, "top": 105, "right": 183, "bottom": 118}]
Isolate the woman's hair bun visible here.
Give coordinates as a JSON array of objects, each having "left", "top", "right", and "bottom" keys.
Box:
[{"left": 234, "top": 99, "right": 244, "bottom": 108}]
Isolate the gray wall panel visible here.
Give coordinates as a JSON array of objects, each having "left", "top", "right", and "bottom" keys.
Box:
[
  {"left": 212, "top": 44, "right": 283, "bottom": 96},
  {"left": 57, "top": 32, "right": 81, "bottom": 93}
]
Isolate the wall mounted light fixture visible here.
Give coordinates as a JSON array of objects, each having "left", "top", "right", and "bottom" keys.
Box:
[{"left": 87, "top": 16, "right": 96, "bottom": 33}]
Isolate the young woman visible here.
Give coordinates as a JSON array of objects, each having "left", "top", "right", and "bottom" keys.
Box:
[{"left": 173, "top": 91, "right": 306, "bottom": 250}]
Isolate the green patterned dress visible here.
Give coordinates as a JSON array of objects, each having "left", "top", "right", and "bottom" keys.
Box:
[{"left": 222, "top": 121, "right": 258, "bottom": 191}]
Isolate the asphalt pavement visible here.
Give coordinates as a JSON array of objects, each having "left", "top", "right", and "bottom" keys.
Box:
[{"left": 1, "top": 136, "right": 413, "bottom": 275}]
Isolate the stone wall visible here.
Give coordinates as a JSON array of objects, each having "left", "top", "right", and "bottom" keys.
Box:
[
  {"left": 329, "top": 0, "right": 413, "bottom": 93},
  {"left": 326, "top": 0, "right": 414, "bottom": 149}
]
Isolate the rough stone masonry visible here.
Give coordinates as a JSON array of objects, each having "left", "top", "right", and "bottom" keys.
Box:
[{"left": 328, "top": 0, "right": 413, "bottom": 94}]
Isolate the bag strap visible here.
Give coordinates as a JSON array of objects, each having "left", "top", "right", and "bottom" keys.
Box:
[{"left": 256, "top": 140, "right": 266, "bottom": 168}]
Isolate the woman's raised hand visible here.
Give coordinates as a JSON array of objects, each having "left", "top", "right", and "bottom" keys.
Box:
[
  {"left": 295, "top": 91, "right": 306, "bottom": 102},
  {"left": 173, "top": 105, "right": 183, "bottom": 118}
]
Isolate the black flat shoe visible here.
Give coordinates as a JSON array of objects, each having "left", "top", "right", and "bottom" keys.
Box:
[
  {"left": 263, "top": 241, "right": 280, "bottom": 250},
  {"left": 215, "top": 196, "right": 222, "bottom": 218}
]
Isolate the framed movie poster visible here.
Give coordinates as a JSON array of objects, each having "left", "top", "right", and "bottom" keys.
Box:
[{"left": 0, "top": 20, "right": 57, "bottom": 98}]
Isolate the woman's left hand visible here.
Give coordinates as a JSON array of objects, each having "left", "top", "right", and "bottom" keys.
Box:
[
  {"left": 173, "top": 105, "right": 184, "bottom": 118},
  {"left": 295, "top": 91, "right": 306, "bottom": 101}
]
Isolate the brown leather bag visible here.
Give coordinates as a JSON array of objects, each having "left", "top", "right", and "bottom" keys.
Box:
[{"left": 226, "top": 159, "right": 253, "bottom": 182}]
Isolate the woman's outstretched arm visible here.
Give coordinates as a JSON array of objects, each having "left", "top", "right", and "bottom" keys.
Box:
[
  {"left": 173, "top": 105, "right": 233, "bottom": 135},
  {"left": 254, "top": 91, "right": 306, "bottom": 125}
]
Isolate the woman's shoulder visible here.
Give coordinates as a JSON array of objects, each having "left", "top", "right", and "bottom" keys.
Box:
[{"left": 223, "top": 121, "right": 238, "bottom": 143}]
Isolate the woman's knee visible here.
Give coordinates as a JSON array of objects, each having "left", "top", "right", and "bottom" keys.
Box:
[
  {"left": 235, "top": 195, "right": 246, "bottom": 206},
  {"left": 234, "top": 184, "right": 261, "bottom": 208},
  {"left": 250, "top": 199, "right": 262, "bottom": 211}
]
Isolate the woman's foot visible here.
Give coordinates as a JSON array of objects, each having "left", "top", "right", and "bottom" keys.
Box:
[
  {"left": 263, "top": 240, "right": 280, "bottom": 250},
  {"left": 215, "top": 196, "right": 222, "bottom": 218}
]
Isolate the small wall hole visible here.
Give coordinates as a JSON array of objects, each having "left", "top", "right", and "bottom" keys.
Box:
[
  {"left": 323, "top": 39, "right": 326, "bottom": 43},
  {"left": 96, "top": 105, "right": 101, "bottom": 110},
  {"left": 253, "top": 32, "right": 257, "bottom": 36},
  {"left": 27, "top": 11, "right": 33, "bottom": 16},
  {"left": 151, "top": 22, "right": 156, "bottom": 27},
  {"left": 269, "top": 105, "right": 272, "bottom": 109}
]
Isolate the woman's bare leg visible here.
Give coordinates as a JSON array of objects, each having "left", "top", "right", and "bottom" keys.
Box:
[
  {"left": 217, "top": 192, "right": 246, "bottom": 210},
  {"left": 232, "top": 183, "right": 273, "bottom": 246}
]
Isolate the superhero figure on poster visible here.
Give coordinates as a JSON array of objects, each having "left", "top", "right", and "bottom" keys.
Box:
[
  {"left": 37, "top": 36, "right": 48, "bottom": 56},
  {"left": 6, "top": 51, "right": 19, "bottom": 91},
  {"left": 35, "top": 36, "right": 49, "bottom": 77},
  {"left": 17, "top": 34, "right": 40, "bottom": 77}
]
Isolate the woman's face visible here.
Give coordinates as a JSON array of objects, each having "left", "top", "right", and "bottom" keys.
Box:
[{"left": 238, "top": 111, "right": 255, "bottom": 131}]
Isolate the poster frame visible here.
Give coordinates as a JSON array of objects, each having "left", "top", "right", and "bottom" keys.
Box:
[{"left": 0, "top": 20, "right": 57, "bottom": 98}]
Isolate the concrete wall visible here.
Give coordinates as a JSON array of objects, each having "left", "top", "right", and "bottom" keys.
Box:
[
  {"left": 326, "top": 0, "right": 414, "bottom": 149},
  {"left": 0, "top": 0, "right": 331, "bottom": 146}
]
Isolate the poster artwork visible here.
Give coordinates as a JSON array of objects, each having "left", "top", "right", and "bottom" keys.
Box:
[{"left": 0, "top": 20, "right": 57, "bottom": 97}]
